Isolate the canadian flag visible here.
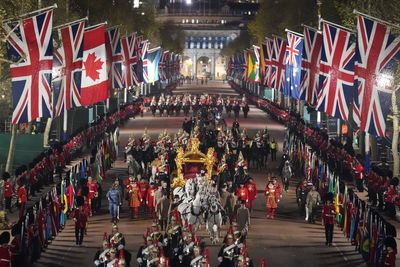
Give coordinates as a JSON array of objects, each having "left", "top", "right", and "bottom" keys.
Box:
[{"left": 80, "top": 25, "right": 109, "bottom": 106}]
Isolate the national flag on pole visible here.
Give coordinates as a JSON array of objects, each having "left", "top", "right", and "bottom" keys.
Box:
[
  {"left": 259, "top": 39, "right": 266, "bottom": 78},
  {"left": 141, "top": 40, "right": 150, "bottom": 83},
  {"left": 246, "top": 46, "right": 260, "bottom": 82},
  {"left": 353, "top": 14, "right": 400, "bottom": 136},
  {"left": 300, "top": 26, "right": 323, "bottom": 106},
  {"left": 269, "top": 37, "right": 287, "bottom": 91},
  {"left": 121, "top": 33, "right": 140, "bottom": 88},
  {"left": 284, "top": 31, "right": 303, "bottom": 98},
  {"left": 145, "top": 47, "right": 161, "bottom": 84},
  {"left": 53, "top": 20, "right": 85, "bottom": 118},
  {"left": 262, "top": 37, "right": 273, "bottom": 86},
  {"left": 105, "top": 27, "right": 124, "bottom": 89},
  {"left": 316, "top": 22, "right": 355, "bottom": 121},
  {"left": 80, "top": 24, "right": 109, "bottom": 106},
  {"left": 241, "top": 50, "right": 248, "bottom": 81},
  {"left": 158, "top": 50, "right": 168, "bottom": 81},
  {"left": 4, "top": 9, "right": 54, "bottom": 124}
]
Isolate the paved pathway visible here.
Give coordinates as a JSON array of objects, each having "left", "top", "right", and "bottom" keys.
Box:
[{"left": 36, "top": 81, "right": 368, "bottom": 267}]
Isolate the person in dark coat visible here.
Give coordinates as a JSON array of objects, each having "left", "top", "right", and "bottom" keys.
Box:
[{"left": 72, "top": 196, "right": 88, "bottom": 245}]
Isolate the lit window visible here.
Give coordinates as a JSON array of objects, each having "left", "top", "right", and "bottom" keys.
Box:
[
  {"left": 182, "top": 19, "right": 185, "bottom": 24},
  {"left": 192, "top": 19, "right": 194, "bottom": 23}
]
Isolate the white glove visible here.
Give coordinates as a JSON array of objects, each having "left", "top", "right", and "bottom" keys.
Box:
[
  {"left": 94, "top": 260, "right": 100, "bottom": 266},
  {"left": 137, "top": 257, "right": 143, "bottom": 264},
  {"left": 218, "top": 257, "right": 223, "bottom": 262}
]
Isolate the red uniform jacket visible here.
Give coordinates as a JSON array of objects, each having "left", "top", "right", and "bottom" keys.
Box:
[
  {"left": 354, "top": 163, "right": 364, "bottom": 180},
  {"left": 0, "top": 245, "right": 11, "bottom": 267},
  {"left": 87, "top": 181, "right": 98, "bottom": 200},
  {"left": 139, "top": 181, "right": 149, "bottom": 200},
  {"left": 3, "top": 182, "right": 12, "bottom": 198},
  {"left": 146, "top": 187, "right": 157, "bottom": 208},
  {"left": 322, "top": 204, "right": 336, "bottom": 225},
  {"left": 17, "top": 187, "right": 27, "bottom": 204},
  {"left": 235, "top": 187, "right": 249, "bottom": 203},
  {"left": 246, "top": 182, "right": 257, "bottom": 201},
  {"left": 73, "top": 208, "right": 88, "bottom": 229}
]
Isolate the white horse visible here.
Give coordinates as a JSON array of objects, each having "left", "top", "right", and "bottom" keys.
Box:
[
  {"left": 186, "top": 193, "right": 204, "bottom": 231},
  {"left": 126, "top": 154, "right": 140, "bottom": 177},
  {"left": 205, "top": 198, "right": 224, "bottom": 244}
]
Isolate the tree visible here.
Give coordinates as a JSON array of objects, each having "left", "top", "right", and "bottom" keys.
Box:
[
  {"left": 221, "top": 30, "right": 251, "bottom": 57},
  {"left": 158, "top": 20, "right": 185, "bottom": 53},
  {"left": 248, "top": 0, "right": 318, "bottom": 41}
]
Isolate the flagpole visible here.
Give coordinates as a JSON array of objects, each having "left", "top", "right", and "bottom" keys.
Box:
[
  {"left": 63, "top": 109, "right": 68, "bottom": 141},
  {"left": 84, "top": 21, "right": 107, "bottom": 31},
  {"left": 320, "top": 18, "right": 355, "bottom": 33},
  {"left": 301, "top": 24, "right": 320, "bottom": 33},
  {"left": 353, "top": 9, "right": 400, "bottom": 30},
  {"left": 284, "top": 29, "right": 304, "bottom": 37},
  {"left": 54, "top": 17, "right": 88, "bottom": 30},
  {"left": 2, "top": 4, "right": 57, "bottom": 23}
]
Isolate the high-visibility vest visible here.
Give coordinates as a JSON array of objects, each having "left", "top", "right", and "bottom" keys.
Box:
[{"left": 270, "top": 142, "right": 276, "bottom": 150}]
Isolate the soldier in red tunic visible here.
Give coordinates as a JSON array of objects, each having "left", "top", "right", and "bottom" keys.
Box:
[
  {"left": 146, "top": 183, "right": 157, "bottom": 217},
  {"left": 235, "top": 183, "right": 249, "bottom": 208},
  {"left": 246, "top": 178, "right": 257, "bottom": 212},
  {"left": 87, "top": 177, "right": 99, "bottom": 216},
  {"left": 3, "top": 174, "right": 13, "bottom": 214},
  {"left": 72, "top": 197, "right": 88, "bottom": 245},
  {"left": 17, "top": 184, "right": 27, "bottom": 218},
  {"left": 127, "top": 180, "right": 142, "bottom": 219},
  {"left": 322, "top": 197, "right": 336, "bottom": 246},
  {"left": 0, "top": 231, "right": 11, "bottom": 267},
  {"left": 138, "top": 177, "right": 149, "bottom": 213}
]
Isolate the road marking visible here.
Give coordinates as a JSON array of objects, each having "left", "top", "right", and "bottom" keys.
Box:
[{"left": 333, "top": 242, "right": 349, "bottom": 262}]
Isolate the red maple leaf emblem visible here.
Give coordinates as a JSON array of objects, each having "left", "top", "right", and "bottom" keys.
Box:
[{"left": 83, "top": 52, "right": 103, "bottom": 81}]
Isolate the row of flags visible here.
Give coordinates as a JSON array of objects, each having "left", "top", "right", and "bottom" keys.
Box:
[
  {"left": 2, "top": 7, "right": 181, "bottom": 124},
  {"left": 228, "top": 13, "right": 400, "bottom": 137}
]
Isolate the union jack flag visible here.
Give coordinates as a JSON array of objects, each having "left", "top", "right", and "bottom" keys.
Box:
[
  {"left": 354, "top": 15, "right": 400, "bottom": 136},
  {"left": 269, "top": 37, "right": 286, "bottom": 91},
  {"left": 262, "top": 37, "right": 273, "bottom": 86},
  {"left": 141, "top": 40, "right": 150, "bottom": 83},
  {"left": 158, "top": 50, "right": 168, "bottom": 81},
  {"left": 284, "top": 31, "right": 303, "bottom": 98},
  {"left": 4, "top": 10, "right": 54, "bottom": 124},
  {"left": 316, "top": 22, "right": 355, "bottom": 121},
  {"left": 53, "top": 20, "right": 85, "bottom": 118},
  {"left": 300, "top": 26, "right": 323, "bottom": 106},
  {"left": 105, "top": 27, "right": 124, "bottom": 89},
  {"left": 121, "top": 33, "right": 140, "bottom": 87}
]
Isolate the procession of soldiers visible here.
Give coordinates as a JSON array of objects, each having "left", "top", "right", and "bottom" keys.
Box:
[
  {"left": 149, "top": 94, "right": 250, "bottom": 119},
  {"left": 86, "top": 92, "right": 289, "bottom": 267}
]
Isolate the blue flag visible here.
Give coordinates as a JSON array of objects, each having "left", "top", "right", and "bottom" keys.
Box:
[
  {"left": 146, "top": 47, "right": 161, "bottom": 83},
  {"left": 284, "top": 31, "right": 303, "bottom": 98}
]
